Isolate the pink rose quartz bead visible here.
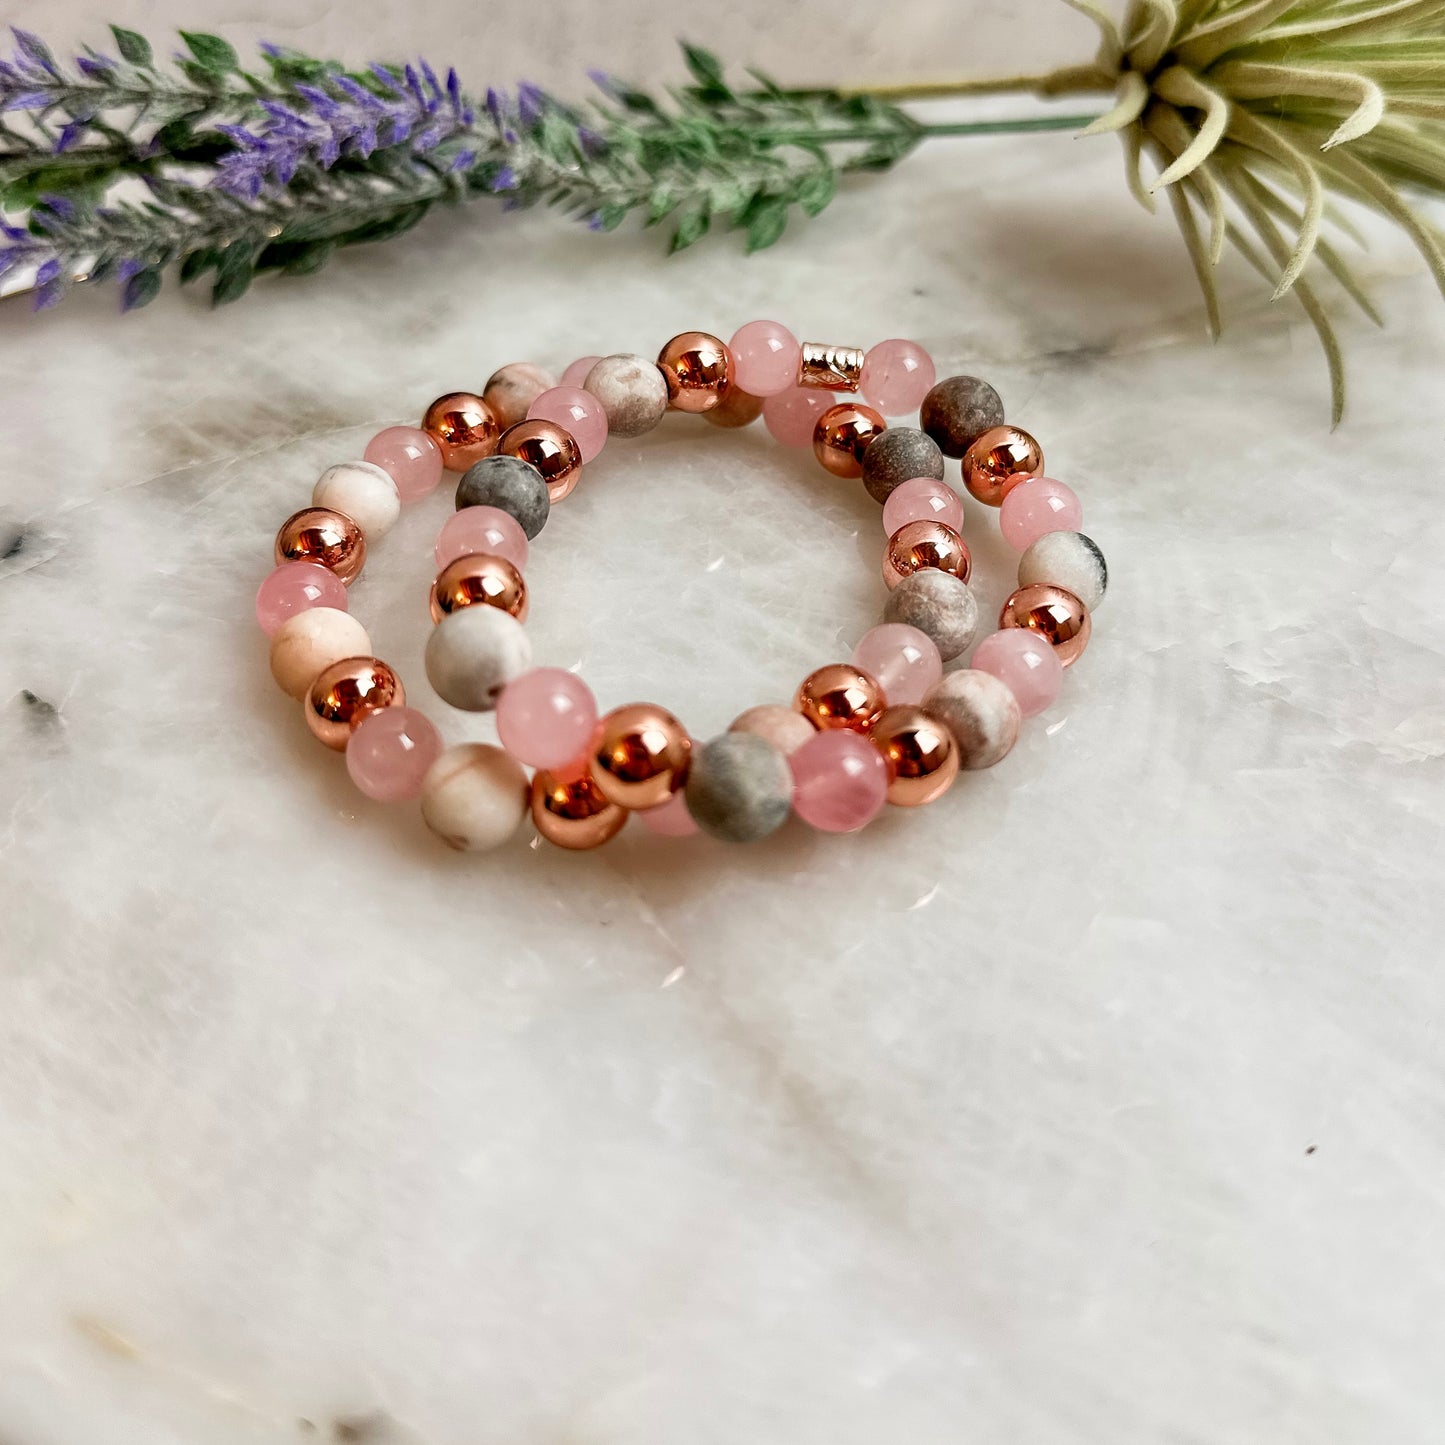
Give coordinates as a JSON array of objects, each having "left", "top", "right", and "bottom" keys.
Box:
[
  {"left": 560, "top": 355, "right": 602, "bottom": 389},
  {"left": 527, "top": 386, "right": 608, "bottom": 464},
  {"left": 346, "top": 706, "right": 444, "bottom": 803},
  {"left": 728, "top": 320, "right": 802, "bottom": 397},
  {"left": 790, "top": 729, "right": 889, "bottom": 834},
  {"left": 851, "top": 622, "right": 943, "bottom": 707},
  {"left": 763, "top": 388, "right": 836, "bottom": 448},
  {"left": 496, "top": 667, "right": 599, "bottom": 771},
  {"left": 881, "top": 476, "right": 964, "bottom": 537},
  {"left": 999, "top": 477, "right": 1083, "bottom": 551},
  {"left": 640, "top": 789, "right": 701, "bottom": 837},
  {"left": 860, "top": 339, "right": 936, "bottom": 416},
  {"left": 433, "top": 505, "right": 529, "bottom": 571},
  {"left": 364, "top": 425, "right": 444, "bottom": 504},
  {"left": 255, "top": 561, "right": 348, "bottom": 637},
  {"left": 971, "top": 628, "right": 1063, "bottom": 717}
]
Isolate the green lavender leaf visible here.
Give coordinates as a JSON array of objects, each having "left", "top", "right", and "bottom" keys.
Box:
[
  {"left": 180, "top": 31, "right": 240, "bottom": 76},
  {"left": 744, "top": 196, "right": 788, "bottom": 252},
  {"left": 797, "top": 167, "right": 837, "bottom": 217},
  {"left": 109, "top": 25, "right": 153, "bottom": 66},
  {"left": 670, "top": 206, "right": 711, "bottom": 253},
  {"left": 122, "top": 267, "right": 162, "bottom": 311},
  {"left": 211, "top": 243, "right": 256, "bottom": 305}
]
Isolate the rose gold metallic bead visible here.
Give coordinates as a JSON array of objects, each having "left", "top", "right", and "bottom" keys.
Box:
[
  {"left": 421, "top": 391, "right": 501, "bottom": 471},
  {"left": 871, "top": 704, "right": 960, "bottom": 807},
  {"left": 496, "top": 418, "right": 583, "bottom": 503},
  {"left": 657, "top": 332, "right": 732, "bottom": 413},
  {"left": 999, "top": 583, "right": 1092, "bottom": 667},
  {"left": 812, "top": 402, "right": 886, "bottom": 479},
  {"left": 429, "top": 553, "right": 528, "bottom": 623},
  {"left": 795, "top": 664, "right": 886, "bottom": 733},
  {"left": 883, "top": 520, "right": 971, "bottom": 589},
  {"left": 531, "top": 769, "right": 629, "bottom": 850},
  {"left": 589, "top": 703, "right": 692, "bottom": 810},
  {"left": 703, "top": 383, "right": 765, "bottom": 429},
  {"left": 798, "top": 342, "right": 865, "bottom": 391},
  {"left": 961, "top": 424, "right": 1044, "bottom": 506},
  {"left": 274, "top": 507, "right": 367, "bottom": 585},
  {"left": 304, "top": 656, "right": 404, "bottom": 750}
]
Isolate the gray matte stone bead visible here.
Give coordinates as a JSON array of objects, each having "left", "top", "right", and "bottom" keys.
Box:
[
  {"left": 883, "top": 568, "right": 980, "bottom": 661},
  {"left": 455, "top": 454, "right": 550, "bottom": 539},
  {"left": 919, "top": 376, "right": 1005, "bottom": 458},
  {"left": 861, "top": 426, "right": 945, "bottom": 505},
  {"left": 685, "top": 733, "right": 793, "bottom": 843},
  {"left": 425, "top": 606, "right": 533, "bottom": 713}
]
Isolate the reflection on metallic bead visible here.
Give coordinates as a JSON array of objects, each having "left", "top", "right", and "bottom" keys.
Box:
[
  {"left": 531, "top": 769, "right": 629, "bottom": 849},
  {"left": 496, "top": 418, "right": 582, "bottom": 503},
  {"left": 796, "top": 664, "right": 886, "bottom": 732},
  {"left": 798, "top": 342, "right": 865, "bottom": 391},
  {"left": 961, "top": 424, "right": 1044, "bottom": 506},
  {"left": 703, "top": 384, "right": 766, "bottom": 429},
  {"left": 657, "top": 332, "right": 732, "bottom": 412},
  {"left": 999, "top": 583, "right": 1092, "bottom": 666},
  {"left": 429, "top": 553, "right": 528, "bottom": 623},
  {"left": 590, "top": 703, "right": 692, "bottom": 810},
  {"left": 482, "top": 362, "right": 556, "bottom": 429},
  {"left": 274, "top": 507, "right": 367, "bottom": 585},
  {"left": 421, "top": 391, "right": 501, "bottom": 471},
  {"left": 883, "top": 520, "right": 971, "bottom": 589},
  {"left": 871, "top": 704, "right": 959, "bottom": 806},
  {"left": 304, "top": 656, "right": 403, "bottom": 750},
  {"left": 812, "top": 402, "right": 886, "bottom": 478}
]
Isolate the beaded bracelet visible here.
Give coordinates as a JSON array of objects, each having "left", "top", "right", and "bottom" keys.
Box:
[{"left": 255, "top": 324, "right": 1107, "bottom": 852}]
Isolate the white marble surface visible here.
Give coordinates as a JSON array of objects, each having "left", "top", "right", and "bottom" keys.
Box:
[{"left": 3, "top": 60, "right": 1445, "bottom": 1445}]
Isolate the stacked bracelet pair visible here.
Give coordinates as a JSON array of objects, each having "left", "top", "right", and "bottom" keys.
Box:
[{"left": 254, "top": 322, "right": 1107, "bottom": 852}]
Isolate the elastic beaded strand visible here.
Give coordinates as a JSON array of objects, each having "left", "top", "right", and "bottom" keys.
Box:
[{"left": 255, "top": 330, "right": 1105, "bottom": 853}]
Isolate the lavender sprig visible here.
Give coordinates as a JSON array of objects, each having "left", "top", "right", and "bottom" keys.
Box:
[{"left": 1, "top": 33, "right": 948, "bottom": 311}]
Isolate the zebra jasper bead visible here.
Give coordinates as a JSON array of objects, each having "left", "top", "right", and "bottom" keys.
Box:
[
  {"left": 882, "top": 568, "right": 980, "bottom": 661},
  {"left": 455, "top": 454, "right": 551, "bottom": 540},
  {"left": 1017, "top": 530, "right": 1108, "bottom": 612}
]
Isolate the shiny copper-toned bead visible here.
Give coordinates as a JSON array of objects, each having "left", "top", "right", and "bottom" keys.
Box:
[
  {"left": 657, "top": 332, "right": 732, "bottom": 413},
  {"left": 703, "top": 383, "right": 766, "bottom": 429},
  {"left": 871, "top": 704, "right": 960, "bottom": 807},
  {"left": 812, "top": 402, "right": 886, "bottom": 479},
  {"left": 421, "top": 391, "right": 501, "bottom": 472},
  {"left": 883, "top": 520, "right": 971, "bottom": 589},
  {"left": 274, "top": 506, "right": 367, "bottom": 585},
  {"left": 999, "top": 583, "right": 1091, "bottom": 667},
  {"left": 429, "top": 553, "right": 528, "bottom": 623},
  {"left": 589, "top": 703, "right": 692, "bottom": 810},
  {"left": 961, "top": 424, "right": 1044, "bottom": 506},
  {"left": 795, "top": 664, "right": 886, "bottom": 733},
  {"left": 798, "top": 342, "right": 866, "bottom": 391},
  {"left": 304, "top": 656, "right": 403, "bottom": 750},
  {"left": 496, "top": 418, "right": 582, "bottom": 503},
  {"left": 531, "top": 769, "right": 629, "bottom": 850}
]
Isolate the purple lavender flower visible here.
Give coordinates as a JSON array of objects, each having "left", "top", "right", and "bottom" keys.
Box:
[{"left": 212, "top": 56, "right": 476, "bottom": 198}]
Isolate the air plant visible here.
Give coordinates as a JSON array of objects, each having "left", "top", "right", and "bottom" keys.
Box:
[{"left": 2, "top": 3, "right": 1443, "bottom": 423}]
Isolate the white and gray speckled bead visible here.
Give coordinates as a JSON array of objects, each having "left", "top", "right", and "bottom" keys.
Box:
[
  {"left": 455, "top": 454, "right": 550, "bottom": 539},
  {"left": 1017, "top": 530, "right": 1107, "bottom": 612},
  {"left": 923, "top": 670, "right": 1020, "bottom": 770},
  {"left": 685, "top": 732, "right": 793, "bottom": 843},
  {"left": 482, "top": 361, "right": 556, "bottom": 429},
  {"left": 425, "top": 606, "right": 533, "bottom": 712},
  {"left": 312, "top": 461, "right": 401, "bottom": 539},
  {"left": 882, "top": 568, "right": 980, "bottom": 661},
  {"left": 919, "top": 376, "right": 1005, "bottom": 458},
  {"left": 861, "top": 426, "right": 945, "bottom": 505},
  {"left": 584, "top": 354, "right": 670, "bottom": 437},
  {"left": 420, "top": 743, "right": 529, "bottom": 851}
]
